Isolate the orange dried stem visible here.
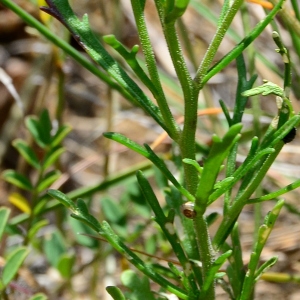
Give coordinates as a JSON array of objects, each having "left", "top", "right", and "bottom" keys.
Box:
[{"left": 246, "top": 0, "right": 273, "bottom": 9}]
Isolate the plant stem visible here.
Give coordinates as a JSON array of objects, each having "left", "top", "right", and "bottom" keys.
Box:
[
  {"left": 131, "top": 0, "right": 180, "bottom": 141},
  {"left": 152, "top": 0, "right": 199, "bottom": 193},
  {"left": 193, "top": 215, "right": 215, "bottom": 299},
  {"left": 269, "top": 0, "right": 300, "bottom": 37},
  {"left": 194, "top": 0, "right": 244, "bottom": 88}
]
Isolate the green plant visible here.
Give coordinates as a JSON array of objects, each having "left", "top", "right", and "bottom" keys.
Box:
[{"left": 1, "top": 0, "right": 300, "bottom": 299}]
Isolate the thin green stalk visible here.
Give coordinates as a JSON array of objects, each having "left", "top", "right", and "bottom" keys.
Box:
[
  {"left": 248, "top": 178, "right": 300, "bottom": 203},
  {"left": 194, "top": 0, "right": 244, "bottom": 88},
  {"left": 162, "top": 30, "right": 198, "bottom": 192},
  {"left": 240, "top": 2, "right": 256, "bottom": 78},
  {"left": 190, "top": 0, "right": 281, "bottom": 77},
  {"left": 193, "top": 215, "right": 215, "bottom": 300},
  {"left": 269, "top": 0, "right": 300, "bottom": 36},
  {"left": 291, "top": 0, "right": 300, "bottom": 20},
  {"left": 199, "top": 0, "right": 285, "bottom": 86},
  {"left": 153, "top": 0, "right": 199, "bottom": 193},
  {"left": 241, "top": 2, "right": 263, "bottom": 244},
  {"left": 130, "top": 0, "right": 180, "bottom": 141},
  {"left": 56, "top": 64, "right": 65, "bottom": 125}
]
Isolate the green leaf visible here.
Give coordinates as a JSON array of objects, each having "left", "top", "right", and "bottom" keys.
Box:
[
  {"left": 57, "top": 253, "right": 75, "bottom": 279},
  {"left": 28, "top": 220, "right": 49, "bottom": 241},
  {"left": 182, "top": 158, "right": 203, "bottom": 174},
  {"left": 51, "top": 124, "right": 72, "bottom": 147},
  {"left": 208, "top": 177, "right": 235, "bottom": 204},
  {"left": 254, "top": 256, "right": 278, "bottom": 282},
  {"left": 195, "top": 123, "right": 242, "bottom": 208},
  {"left": 104, "top": 132, "right": 194, "bottom": 201},
  {"left": 242, "top": 80, "right": 283, "bottom": 98},
  {"left": 0, "top": 207, "right": 10, "bottom": 241},
  {"left": 165, "top": 0, "right": 190, "bottom": 22},
  {"left": 43, "top": 230, "right": 66, "bottom": 268},
  {"left": 101, "top": 197, "right": 126, "bottom": 224},
  {"left": 255, "top": 199, "right": 284, "bottom": 255},
  {"left": 42, "top": 146, "right": 65, "bottom": 170},
  {"left": 2, "top": 170, "right": 33, "bottom": 191},
  {"left": 103, "top": 35, "right": 157, "bottom": 96},
  {"left": 12, "top": 139, "right": 40, "bottom": 169},
  {"left": 73, "top": 199, "right": 102, "bottom": 233},
  {"left": 121, "top": 269, "right": 156, "bottom": 300},
  {"left": 36, "top": 170, "right": 61, "bottom": 193},
  {"left": 201, "top": 250, "right": 232, "bottom": 294},
  {"left": 2, "top": 247, "right": 29, "bottom": 287},
  {"left": 228, "top": 223, "right": 245, "bottom": 297},
  {"left": 29, "top": 293, "right": 48, "bottom": 300},
  {"left": 47, "top": 189, "right": 76, "bottom": 211},
  {"left": 106, "top": 286, "right": 126, "bottom": 300},
  {"left": 25, "top": 117, "right": 45, "bottom": 148},
  {"left": 103, "top": 132, "right": 149, "bottom": 157},
  {"left": 38, "top": 109, "right": 52, "bottom": 145},
  {"left": 25, "top": 110, "right": 53, "bottom": 148}
]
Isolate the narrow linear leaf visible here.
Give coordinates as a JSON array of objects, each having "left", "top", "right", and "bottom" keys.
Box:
[
  {"left": 242, "top": 80, "right": 283, "bottom": 97},
  {"left": 2, "top": 247, "right": 29, "bottom": 286},
  {"left": 42, "top": 147, "right": 65, "bottom": 170},
  {"left": 38, "top": 109, "right": 52, "bottom": 146},
  {"left": 0, "top": 207, "right": 10, "bottom": 241},
  {"left": 106, "top": 286, "right": 126, "bottom": 300},
  {"left": 121, "top": 269, "right": 156, "bottom": 300},
  {"left": 104, "top": 132, "right": 194, "bottom": 201},
  {"left": 43, "top": 230, "right": 66, "bottom": 268},
  {"left": 103, "top": 132, "right": 149, "bottom": 157},
  {"left": 12, "top": 139, "right": 40, "bottom": 170},
  {"left": 201, "top": 250, "right": 232, "bottom": 293},
  {"left": 255, "top": 256, "right": 278, "bottom": 282},
  {"left": 28, "top": 219, "right": 49, "bottom": 241},
  {"left": 195, "top": 123, "right": 242, "bottom": 206},
  {"left": 37, "top": 170, "right": 61, "bottom": 193},
  {"left": 57, "top": 253, "right": 75, "bottom": 279},
  {"left": 29, "top": 293, "right": 48, "bottom": 300},
  {"left": 51, "top": 124, "right": 72, "bottom": 147},
  {"left": 73, "top": 199, "right": 102, "bottom": 233},
  {"left": 2, "top": 170, "right": 33, "bottom": 191},
  {"left": 25, "top": 117, "right": 46, "bottom": 148},
  {"left": 47, "top": 189, "right": 76, "bottom": 210}
]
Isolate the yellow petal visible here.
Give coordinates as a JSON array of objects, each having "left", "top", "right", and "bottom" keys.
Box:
[
  {"left": 38, "top": 0, "right": 52, "bottom": 24},
  {"left": 8, "top": 193, "right": 31, "bottom": 214}
]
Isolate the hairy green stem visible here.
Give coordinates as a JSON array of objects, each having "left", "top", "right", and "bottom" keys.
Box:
[
  {"left": 194, "top": 0, "right": 244, "bottom": 88},
  {"left": 193, "top": 215, "right": 215, "bottom": 299},
  {"left": 153, "top": 0, "right": 199, "bottom": 193},
  {"left": 163, "top": 22, "right": 198, "bottom": 193},
  {"left": 131, "top": 0, "right": 180, "bottom": 141}
]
